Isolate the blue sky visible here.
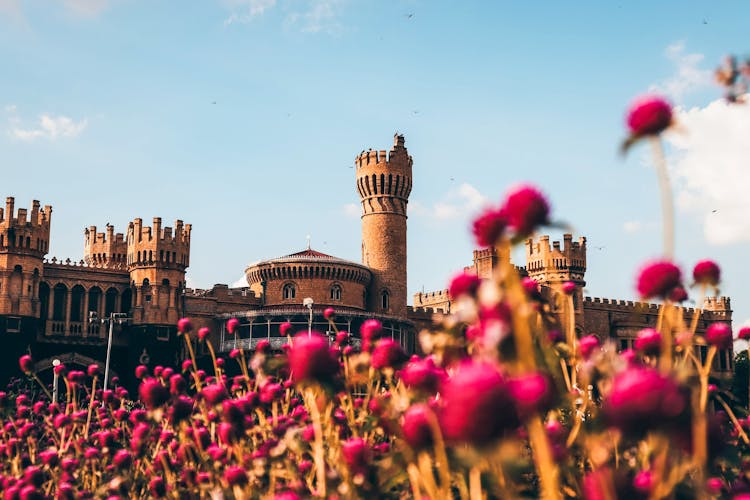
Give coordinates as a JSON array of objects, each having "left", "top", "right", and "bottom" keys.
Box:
[{"left": 2, "top": 1, "right": 750, "bottom": 330}]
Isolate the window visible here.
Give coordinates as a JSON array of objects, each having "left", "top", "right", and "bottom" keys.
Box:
[
  {"left": 381, "top": 290, "right": 390, "bottom": 310},
  {"left": 7, "top": 317, "right": 21, "bottom": 333},
  {"left": 330, "top": 284, "right": 342, "bottom": 301},
  {"left": 283, "top": 283, "right": 296, "bottom": 300},
  {"left": 156, "top": 327, "right": 170, "bottom": 341}
]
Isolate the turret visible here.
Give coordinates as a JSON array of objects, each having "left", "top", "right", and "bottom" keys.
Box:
[
  {"left": 126, "top": 217, "right": 191, "bottom": 325},
  {"left": 0, "top": 197, "right": 51, "bottom": 317},
  {"left": 525, "top": 234, "right": 587, "bottom": 327},
  {"left": 84, "top": 225, "right": 127, "bottom": 268},
  {"left": 356, "top": 134, "right": 412, "bottom": 317}
]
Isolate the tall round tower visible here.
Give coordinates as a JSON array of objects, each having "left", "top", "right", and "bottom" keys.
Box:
[{"left": 356, "top": 134, "right": 412, "bottom": 317}]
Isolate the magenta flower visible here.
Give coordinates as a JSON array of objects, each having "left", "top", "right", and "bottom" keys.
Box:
[
  {"left": 634, "top": 328, "right": 662, "bottom": 356},
  {"left": 324, "top": 307, "right": 336, "bottom": 320},
  {"left": 693, "top": 260, "right": 721, "bottom": 287},
  {"left": 289, "top": 333, "right": 338, "bottom": 384},
  {"left": 578, "top": 335, "right": 600, "bottom": 360},
  {"left": 280, "top": 321, "right": 293, "bottom": 336},
  {"left": 508, "top": 372, "right": 554, "bottom": 420},
  {"left": 113, "top": 450, "right": 133, "bottom": 470},
  {"left": 561, "top": 281, "right": 576, "bottom": 295},
  {"left": 226, "top": 318, "right": 240, "bottom": 334},
  {"left": 626, "top": 95, "right": 672, "bottom": 136},
  {"left": 439, "top": 362, "right": 517, "bottom": 445},
  {"left": 371, "top": 339, "right": 407, "bottom": 370},
  {"left": 401, "top": 404, "right": 435, "bottom": 450},
  {"left": 705, "top": 323, "right": 733, "bottom": 350},
  {"left": 224, "top": 465, "right": 248, "bottom": 486},
  {"left": 471, "top": 207, "right": 507, "bottom": 247},
  {"left": 149, "top": 477, "right": 167, "bottom": 498},
  {"left": 18, "top": 355, "right": 33, "bottom": 374},
  {"left": 177, "top": 317, "right": 193, "bottom": 333},
  {"left": 138, "top": 378, "right": 169, "bottom": 409},
  {"left": 198, "top": 327, "right": 210, "bottom": 341},
  {"left": 501, "top": 184, "right": 550, "bottom": 238},
  {"left": 400, "top": 357, "right": 444, "bottom": 394},
  {"left": 135, "top": 365, "right": 148, "bottom": 379},
  {"left": 86, "top": 364, "right": 100, "bottom": 377},
  {"left": 360, "top": 319, "right": 383, "bottom": 349},
  {"left": 448, "top": 272, "right": 482, "bottom": 299},
  {"left": 341, "top": 437, "right": 371, "bottom": 476},
  {"left": 201, "top": 384, "right": 229, "bottom": 406},
  {"left": 636, "top": 260, "right": 682, "bottom": 299},
  {"left": 738, "top": 327, "right": 750, "bottom": 341}
]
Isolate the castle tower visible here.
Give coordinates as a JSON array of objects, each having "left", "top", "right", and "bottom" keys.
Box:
[
  {"left": 0, "top": 197, "right": 52, "bottom": 319},
  {"left": 84, "top": 224, "right": 127, "bottom": 269},
  {"left": 126, "top": 217, "right": 191, "bottom": 325},
  {"left": 356, "top": 134, "right": 412, "bottom": 317},
  {"left": 526, "top": 234, "right": 587, "bottom": 329}
]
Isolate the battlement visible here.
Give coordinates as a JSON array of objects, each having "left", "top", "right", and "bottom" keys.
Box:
[
  {"left": 525, "top": 234, "right": 587, "bottom": 274},
  {"left": 413, "top": 288, "right": 450, "bottom": 306},
  {"left": 355, "top": 134, "right": 412, "bottom": 170},
  {"left": 703, "top": 296, "right": 731, "bottom": 311},
  {"left": 84, "top": 224, "right": 127, "bottom": 268},
  {"left": 0, "top": 197, "right": 52, "bottom": 257},
  {"left": 126, "top": 217, "right": 192, "bottom": 270}
]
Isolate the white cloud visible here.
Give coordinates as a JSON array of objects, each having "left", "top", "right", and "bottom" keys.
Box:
[
  {"left": 623, "top": 220, "right": 642, "bottom": 234},
  {"left": 286, "top": 0, "right": 345, "bottom": 34},
  {"left": 223, "top": 0, "right": 277, "bottom": 25},
  {"left": 342, "top": 202, "right": 360, "bottom": 217},
  {"left": 665, "top": 97, "right": 750, "bottom": 245},
  {"left": 4, "top": 104, "right": 17, "bottom": 113},
  {"left": 9, "top": 113, "right": 88, "bottom": 141},
  {"left": 231, "top": 274, "right": 248, "bottom": 288},
  {"left": 650, "top": 41, "right": 712, "bottom": 102},
  {"left": 410, "top": 182, "right": 489, "bottom": 221}
]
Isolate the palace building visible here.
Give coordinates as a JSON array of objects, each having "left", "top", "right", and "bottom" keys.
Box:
[{"left": 0, "top": 134, "right": 734, "bottom": 388}]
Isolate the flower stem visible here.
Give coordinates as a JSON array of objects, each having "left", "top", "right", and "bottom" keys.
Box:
[{"left": 650, "top": 137, "right": 675, "bottom": 260}]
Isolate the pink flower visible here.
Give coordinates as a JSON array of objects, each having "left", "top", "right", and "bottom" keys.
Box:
[
  {"left": 603, "top": 367, "right": 687, "bottom": 434},
  {"left": 705, "top": 322, "right": 733, "bottom": 349},
  {"left": 371, "top": 339, "right": 407, "bottom": 370},
  {"left": 113, "top": 450, "right": 132, "bottom": 470},
  {"left": 224, "top": 466, "right": 248, "bottom": 486},
  {"left": 201, "top": 384, "right": 229, "bottom": 406},
  {"left": 226, "top": 318, "right": 240, "bottom": 334},
  {"left": 135, "top": 364, "right": 148, "bottom": 379},
  {"left": 401, "top": 404, "right": 434, "bottom": 450},
  {"left": 633, "top": 470, "right": 653, "bottom": 493},
  {"left": 738, "top": 327, "right": 750, "bottom": 341},
  {"left": 280, "top": 322, "right": 293, "bottom": 336},
  {"left": 138, "top": 378, "right": 169, "bottom": 409},
  {"left": 18, "top": 355, "right": 33, "bottom": 373},
  {"left": 86, "top": 364, "right": 100, "bottom": 377},
  {"left": 636, "top": 260, "right": 682, "bottom": 299},
  {"left": 198, "top": 327, "right": 210, "bottom": 341},
  {"left": 177, "top": 317, "right": 193, "bottom": 333},
  {"left": 471, "top": 207, "right": 507, "bottom": 247},
  {"left": 634, "top": 328, "right": 661, "bottom": 356},
  {"left": 149, "top": 477, "right": 167, "bottom": 498},
  {"left": 289, "top": 333, "right": 338, "bottom": 384},
  {"left": 561, "top": 281, "right": 576, "bottom": 295},
  {"left": 324, "top": 307, "right": 335, "bottom": 320},
  {"left": 256, "top": 339, "right": 270, "bottom": 353},
  {"left": 578, "top": 335, "right": 600, "bottom": 360},
  {"left": 400, "top": 357, "right": 444, "bottom": 394},
  {"left": 668, "top": 286, "right": 688, "bottom": 303},
  {"left": 439, "top": 362, "right": 517, "bottom": 445},
  {"left": 501, "top": 185, "right": 550, "bottom": 237},
  {"left": 508, "top": 372, "right": 554, "bottom": 419},
  {"left": 448, "top": 272, "right": 481, "bottom": 299},
  {"left": 341, "top": 437, "right": 371, "bottom": 476},
  {"left": 360, "top": 319, "right": 383, "bottom": 350},
  {"left": 693, "top": 260, "right": 721, "bottom": 286},
  {"left": 625, "top": 95, "right": 672, "bottom": 136}
]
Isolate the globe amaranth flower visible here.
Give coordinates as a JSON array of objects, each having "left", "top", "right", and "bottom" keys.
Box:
[
  {"left": 448, "top": 271, "right": 481, "bottom": 299},
  {"left": 561, "top": 281, "right": 577, "bottom": 295},
  {"left": 626, "top": 95, "right": 673, "bottom": 136},
  {"left": 341, "top": 437, "right": 371, "bottom": 476},
  {"left": 197, "top": 327, "right": 210, "bottom": 341},
  {"left": 226, "top": 318, "right": 240, "bottom": 334},
  {"left": 280, "top": 322, "right": 293, "bottom": 336},
  {"left": 324, "top": 307, "right": 336, "bottom": 320},
  {"left": 224, "top": 465, "right": 248, "bottom": 486},
  {"left": 177, "top": 317, "right": 193, "bottom": 333},
  {"left": 501, "top": 184, "right": 550, "bottom": 238},
  {"left": 603, "top": 367, "right": 688, "bottom": 435},
  {"left": 18, "top": 355, "right": 33, "bottom": 374},
  {"left": 371, "top": 339, "right": 408, "bottom": 370},
  {"left": 738, "top": 327, "right": 750, "bottom": 341},
  {"left": 138, "top": 378, "right": 169, "bottom": 410},
  {"left": 693, "top": 260, "right": 721, "bottom": 287},
  {"left": 400, "top": 357, "right": 445, "bottom": 394},
  {"left": 634, "top": 328, "right": 662, "bottom": 356},
  {"left": 507, "top": 371, "right": 554, "bottom": 420},
  {"left": 288, "top": 333, "right": 338, "bottom": 385},
  {"left": 578, "top": 335, "right": 600, "bottom": 360},
  {"left": 636, "top": 260, "right": 682, "bottom": 300},
  {"left": 471, "top": 207, "right": 507, "bottom": 247},
  {"left": 439, "top": 362, "right": 518, "bottom": 445},
  {"left": 401, "top": 404, "right": 435, "bottom": 450},
  {"left": 705, "top": 322, "right": 733, "bottom": 350}
]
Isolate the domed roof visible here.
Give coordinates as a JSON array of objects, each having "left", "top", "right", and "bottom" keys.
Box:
[{"left": 255, "top": 247, "right": 370, "bottom": 269}]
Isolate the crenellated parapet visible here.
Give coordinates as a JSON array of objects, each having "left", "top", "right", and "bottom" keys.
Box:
[
  {"left": 0, "top": 197, "right": 52, "bottom": 258},
  {"left": 126, "top": 217, "right": 192, "bottom": 271},
  {"left": 525, "top": 234, "right": 587, "bottom": 283},
  {"left": 84, "top": 225, "right": 126, "bottom": 268},
  {"left": 355, "top": 134, "right": 413, "bottom": 217}
]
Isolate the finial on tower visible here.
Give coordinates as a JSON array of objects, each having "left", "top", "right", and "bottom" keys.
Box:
[{"left": 306, "top": 234, "right": 311, "bottom": 250}]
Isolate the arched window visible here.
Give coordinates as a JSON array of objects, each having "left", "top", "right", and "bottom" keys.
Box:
[
  {"left": 283, "top": 283, "right": 296, "bottom": 300},
  {"left": 330, "top": 284, "right": 342, "bottom": 301},
  {"left": 381, "top": 290, "right": 390, "bottom": 310}
]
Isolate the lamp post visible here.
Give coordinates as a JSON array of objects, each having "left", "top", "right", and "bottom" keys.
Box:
[
  {"left": 89, "top": 311, "right": 130, "bottom": 394},
  {"left": 303, "top": 297, "right": 314, "bottom": 337},
  {"left": 52, "top": 359, "right": 60, "bottom": 402}
]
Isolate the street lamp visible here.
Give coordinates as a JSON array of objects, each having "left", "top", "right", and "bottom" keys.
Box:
[
  {"left": 52, "top": 359, "right": 60, "bottom": 402},
  {"left": 303, "top": 297, "right": 314, "bottom": 337},
  {"left": 89, "top": 311, "right": 130, "bottom": 394}
]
